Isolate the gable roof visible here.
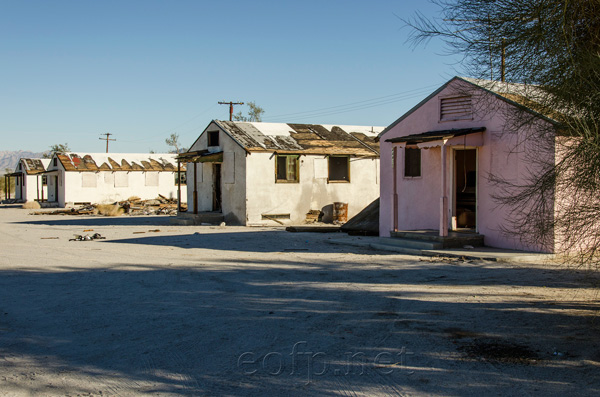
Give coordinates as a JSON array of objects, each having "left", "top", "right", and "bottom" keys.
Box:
[
  {"left": 378, "top": 76, "right": 561, "bottom": 139},
  {"left": 198, "top": 120, "right": 383, "bottom": 157},
  {"left": 15, "top": 158, "right": 50, "bottom": 175},
  {"left": 52, "top": 153, "right": 185, "bottom": 172}
]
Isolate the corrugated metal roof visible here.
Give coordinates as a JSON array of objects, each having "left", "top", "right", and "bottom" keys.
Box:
[
  {"left": 54, "top": 153, "right": 186, "bottom": 172},
  {"left": 216, "top": 121, "right": 383, "bottom": 156}
]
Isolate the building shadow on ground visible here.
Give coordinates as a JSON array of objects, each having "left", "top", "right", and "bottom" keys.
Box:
[{"left": 1, "top": 259, "right": 599, "bottom": 395}]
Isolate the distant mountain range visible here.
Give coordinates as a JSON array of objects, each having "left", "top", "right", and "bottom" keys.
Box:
[{"left": 0, "top": 150, "right": 47, "bottom": 174}]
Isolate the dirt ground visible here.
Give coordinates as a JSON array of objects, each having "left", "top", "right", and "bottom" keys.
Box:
[{"left": 0, "top": 206, "right": 599, "bottom": 396}]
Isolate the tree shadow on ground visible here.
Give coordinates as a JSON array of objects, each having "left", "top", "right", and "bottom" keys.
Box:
[{"left": 1, "top": 258, "right": 599, "bottom": 396}]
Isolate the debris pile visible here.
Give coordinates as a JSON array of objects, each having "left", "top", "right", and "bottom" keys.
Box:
[
  {"left": 69, "top": 233, "right": 106, "bottom": 241},
  {"left": 118, "top": 195, "right": 185, "bottom": 216},
  {"left": 305, "top": 210, "right": 322, "bottom": 223},
  {"left": 31, "top": 195, "right": 186, "bottom": 216}
]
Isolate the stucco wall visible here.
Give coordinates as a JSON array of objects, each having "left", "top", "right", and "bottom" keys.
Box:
[
  {"left": 186, "top": 121, "right": 247, "bottom": 224},
  {"left": 380, "top": 79, "right": 555, "bottom": 252},
  {"left": 15, "top": 174, "right": 48, "bottom": 202},
  {"left": 245, "top": 153, "right": 380, "bottom": 225},
  {"left": 46, "top": 161, "right": 185, "bottom": 207}
]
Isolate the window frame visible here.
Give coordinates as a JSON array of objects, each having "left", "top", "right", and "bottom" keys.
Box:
[
  {"left": 175, "top": 171, "right": 187, "bottom": 186},
  {"left": 327, "top": 155, "right": 350, "bottom": 183},
  {"left": 275, "top": 155, "right": 299, "bottom": 183},
  {"left": 404, "top": 147, "right": 421, "bottom": 178}
]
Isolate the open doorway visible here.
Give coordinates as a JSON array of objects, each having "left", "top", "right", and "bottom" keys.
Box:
[
  {"left": 454, "top": 149, "right": 477, "bottom": 229},
  {"left": 212, "top": 163, "right": 222, "bottom": 212}
]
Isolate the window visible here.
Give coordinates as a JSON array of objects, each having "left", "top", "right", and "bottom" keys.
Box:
[
  {"left": 328, "top": 156, "right": 350, "bottom": 182},
  {"left": 42, "top": 176, "right": 48, "bottom": 186},
  {"left": 404, "top": 148, "right": 421, "bottom": 177},
  {"left": 207, "top": 130, "right": 219, "bottom": 147},
  {"left": 276, "top": 155, "right": 299, "bottom": 183},
  {"left": 53, "top": 158, "right": 57, "bottom": 167},
  {"left": 440, "top": 96, "right": 472, "bottom": 121},
  {"left": 175, "top": 171, "right": 187, "bottom": 185}
]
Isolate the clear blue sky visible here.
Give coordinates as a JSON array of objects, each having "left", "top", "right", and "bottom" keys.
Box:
[{"left": 0, "top": 0, "right": 460, "bottom": 153}]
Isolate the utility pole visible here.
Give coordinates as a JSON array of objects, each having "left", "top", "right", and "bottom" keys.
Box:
[
  {"left": 218, "top": 101, "right": 244, "bottom": 121},
  {"left": 99, "top": 133, "right": 116, "bottom": 153}
]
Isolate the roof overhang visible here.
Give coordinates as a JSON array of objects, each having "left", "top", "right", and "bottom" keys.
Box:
[
  {"left": 177, "top": 150, "right": 224, "bottom": 163},
  {"left": 386, "top": 127, "right": 486, "bottom": 148}
]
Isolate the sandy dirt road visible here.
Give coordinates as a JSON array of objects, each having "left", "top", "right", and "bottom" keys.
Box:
[{"left": 0, "top": 206, "right": 599, "bottom": 396}]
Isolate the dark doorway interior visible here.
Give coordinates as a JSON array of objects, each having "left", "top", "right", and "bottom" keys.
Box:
[
  {"left": 212, "top": 164, "right": 222, "bottom": 212},
  {"left": 454, "top": 149, "right": 477, "bottom": 229}
]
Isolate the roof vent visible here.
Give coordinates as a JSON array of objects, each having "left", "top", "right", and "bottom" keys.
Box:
[{"left": 440, "top": 96, "right": 472, "bottom": 121}]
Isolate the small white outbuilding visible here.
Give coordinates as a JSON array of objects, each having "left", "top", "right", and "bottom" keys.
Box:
[
  {"left": 8, "top": 158, "right": 51, "bottom": 202},
  {"left": 44, "top": 153, "right": 186, "bottom": 207}
]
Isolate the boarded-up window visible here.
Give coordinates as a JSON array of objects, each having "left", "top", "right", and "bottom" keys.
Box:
[
  {"left": 440, "top": 96, "right": 472, "bottom": 121},
  {"left": 145, "top": 172, "right": 159, "bottom": 186},
  {"left": 328, "top": 156, "right": 350, "bottom": 182},
  {"left": 404, "top": 148, "right": 421, "bottom": 177},
  {"left": 276, "top": 155, "right": 299, "bottom": 183},
  {"left": 223, "top": 152, "right": 235, "bottom": 184},
  {"left": 104, "top": 173, "right": 114, "bottom": 185},
  {"left": 114, "top": 172, "right": 128, "bottom": 187},
  {"left": 82, "top": 173, "right": 97, "bottom": 188}
]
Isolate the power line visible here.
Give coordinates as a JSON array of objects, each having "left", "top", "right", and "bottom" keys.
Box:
[{"left": 262, "top": 83, "right": 442, "bottom": 121}]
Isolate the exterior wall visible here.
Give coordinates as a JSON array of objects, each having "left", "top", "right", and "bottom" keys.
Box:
[
  {"left": 186, "top": 122, "right": 247, "bottom": 224},
  {"left": 46, "top": 157, "right": 186, "bottom": 207},
  {"left": 380, "top": 79, "right": 555, "bottom": 252},
  {"left": 15, "top": 174, "right": 48, "bottom": 202},
  {"left": 245, "top": 152, "right": 380, "bottom": 225},
  {"left": 60, "top": 171, "right": 184, "bottom": 207}
]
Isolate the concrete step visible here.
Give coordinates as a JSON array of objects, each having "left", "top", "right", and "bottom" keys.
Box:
[
  {"left": 391, "top": 230, "right": 484, "bottom": 248},
  {"left": 377, "top": 237, "right": 443, "bottom": 250}
]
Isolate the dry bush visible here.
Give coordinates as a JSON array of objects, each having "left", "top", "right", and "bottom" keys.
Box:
[
  {"left": 95, "top": 204, "right": 124, "bottom": 216},
  {"left": 22, "top": 201, "right": 41, "bottom": 209}
]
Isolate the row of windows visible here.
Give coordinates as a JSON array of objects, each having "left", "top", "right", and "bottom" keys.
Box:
[{"left": 275, "top": 155, "right": 350, "bottom": 183}]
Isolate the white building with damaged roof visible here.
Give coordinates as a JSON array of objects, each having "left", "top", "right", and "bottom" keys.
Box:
[
  {"left": 179, "top": 120, "right": 382, "bottom": 225},
  {"left": 44, "top": 153, "right": 186, "bottom": 207}
]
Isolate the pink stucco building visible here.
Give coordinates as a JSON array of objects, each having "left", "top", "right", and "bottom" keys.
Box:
[{"left": 379, "top": 77, "right": 558, "bottom": 253}]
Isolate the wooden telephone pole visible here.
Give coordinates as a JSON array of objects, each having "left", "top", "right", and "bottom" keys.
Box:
[
  {"left": 99, "top": 133, "right": 116, "bottom": 153},
  {"left": 218, "top": 101, "right": 244, "bottom": 121}
]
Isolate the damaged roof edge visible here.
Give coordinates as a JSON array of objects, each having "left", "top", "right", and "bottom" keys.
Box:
[{"left": 212, "top": 120, "right": 251, "bottom": 154}]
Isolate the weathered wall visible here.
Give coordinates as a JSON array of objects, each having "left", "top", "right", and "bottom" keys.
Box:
[
  {"left": 186, "top": 121, "right": 247, "bottom": 224},
  {"left": 15, "top": 174, "right": 48, "bottom": 202},
  {"left": 46, "top": 162, "right": 185, "bottom": 207},
  {"left": 245, "top": 152, "right": 380, "bottom": 225},
  {"left": 380, "top": 79, "right": 555, "bottom": 252}
]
